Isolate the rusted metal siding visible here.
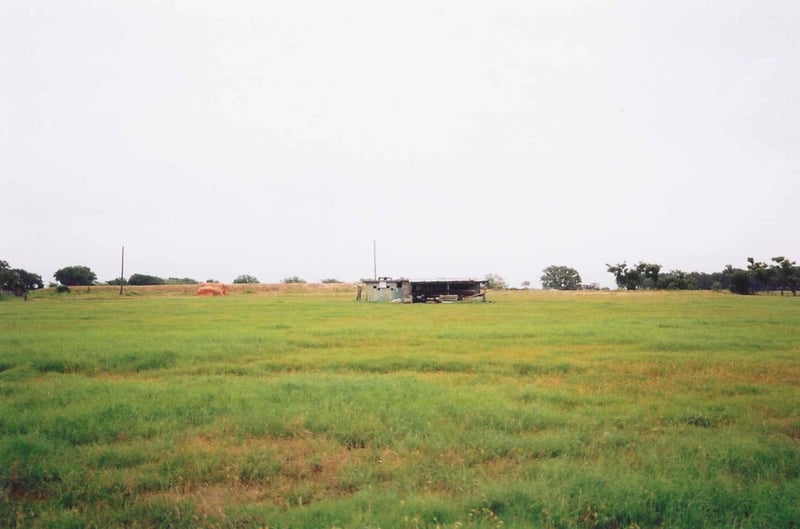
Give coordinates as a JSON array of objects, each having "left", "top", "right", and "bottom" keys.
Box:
[{"left": 362, "top": 278, "right": 411, "bottom": 302}]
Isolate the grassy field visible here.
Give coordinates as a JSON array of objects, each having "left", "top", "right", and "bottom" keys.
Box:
[{"left": 0, "top": 286, "right": 798, "bottom": 528}]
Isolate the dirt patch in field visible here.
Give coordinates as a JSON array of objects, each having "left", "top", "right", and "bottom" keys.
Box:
[
  {"left": 154, "top": 433, "right": 377, "bottom": 514},
  {"left": 704, "top": 363, "right": 800, "bottom": 386}
]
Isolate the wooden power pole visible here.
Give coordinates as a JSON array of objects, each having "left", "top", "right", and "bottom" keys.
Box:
[{"left": 119, "top": 246, "right": 125, "bottom": 295}]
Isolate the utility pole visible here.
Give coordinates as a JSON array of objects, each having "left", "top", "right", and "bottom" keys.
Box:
[
  {"left": 373, "top": 240, "right": 377, "bottom": 280},
  {"left": 119, "top": 246, "right": 125, "bottom": 295}
]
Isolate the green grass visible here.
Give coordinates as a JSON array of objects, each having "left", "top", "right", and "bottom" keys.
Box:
[{"left": 0, "top": 288, "right": 798, "bottom": 528}]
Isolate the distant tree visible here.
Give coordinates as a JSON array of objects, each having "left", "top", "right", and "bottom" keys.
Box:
[
  {"left": 128, "top": 273, "right": 165, "bottom": 286},
  {"left": 282, "top": 276, "right": 306, "bottom": 284},
  {"left": 657, "top": 270, "right": 694, "bottom": 290},
  {"left": 771, "top": 256, "right": 798, "bottom": 296},
  {"left": 105, "top": 278, "right": 128, "bottom": 286},
  {"left": 721, "top": 265, "right": 740, "bottom": 293},
  {"left": 707, "top": 271, "right": 729, "bottom": 291},
  {"left": 233, "top": 274, "right": 259, "bottom": 284},
  {"left": 747, "top": 257, "right": 773, "bottom": 293},
  {"left": 606, "top": 262, "right": 640, "bottom": 290},
  {"left": 521, "top": 280, "right": 531, "bottom": 289},
  {"left": 606, "top": 263, "right": 626, "bottom": 289},
  {"left": 607, "top": 262, "right": 663, "bottom": 290},
  {"left": 166, "top": 277, "right": 199, "bottom": 285},
  {"left": 687, "top": 271, "right": 715, "bottom": 290},
  {"left": 624, "top": 266, "right": 642, "bottom": 290},
  {"left": 1, "top": 260, "right": 43, "bottom": 297},
  {"left": 636, "top": 262, "right": 661, "bottom": 289},
  {"left": 54, "top": 265, "right": 97, "bottom": 286},
  {"left": 726, "top": 264, "right": 752, "bottom": 295},
  {"left": 483, "top": 273, "right": 507, "bottom": 290},
  {"left": 321, "top": 278, "right": 343, "bottom": 284},
  {"left": 17, "top": 269, "right": 44, "bottom": 292},
  {"left": 540, "top": 265, "right": 582, "bottom": 290}
]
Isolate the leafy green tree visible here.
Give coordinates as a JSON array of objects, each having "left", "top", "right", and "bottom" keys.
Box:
[
  {"left": 657, "top": 270, "right": 694, "bottom": 290},
  {"left": 606, "top": 262, "right": 640, "bottom": 290},
  {"left": 606, "top": 263, "right": 626, "bottom": 289},
  {"left": 233, "top": 274, "right": 259, "bottom": 284},
  {"left": 282, "top": 276, "right": 306, "bottom": 284},
  {"left": 636, "top": 262, "right": 661, "bottom": 289},
  {"left": 746, "top": 257, "right": 773, "bottom": 293},
  {"left": 687, "top": 271, "right": 717, "bottom": 290},
  {"left": 54, "top": 265, "right": 97, "bottom": 286},
  {"left": 540, "top": 265, "right": 582, "bottom": 290},
  {"left": 321, "top": 278, "right": 342, "bottom": 284},
  {"left": 607, "top": 262, "right": 663, "bottom": 290},
  {"left": 16, "top": 269, "right": 43, "bottom": 292},
  {"left": 725, "top": 265, "right": 751, "bottom": 295},
  {"left": 128, "top": 273, "right": 165, "bottom": 286},
  {"left": 1, "top": 260, "right": 43, "bottom": 296},
  {"left": 771, "top": 256, "right": 799, "bottom": 296}
]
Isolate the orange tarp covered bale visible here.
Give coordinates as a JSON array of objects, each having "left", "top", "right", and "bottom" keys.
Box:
[{"left": 197, "top": 283, "right": 228, "bottom": 296}]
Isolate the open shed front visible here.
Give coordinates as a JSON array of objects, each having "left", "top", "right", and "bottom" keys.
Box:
[
  {"left": 358, "top": 278, "right": 486, "bottom": 303},
  {"left": 410, "top": 279, "right": 486, "bottom": 303}
]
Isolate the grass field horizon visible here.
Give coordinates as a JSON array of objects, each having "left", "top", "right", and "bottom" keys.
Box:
[{"left": 1, "top": 288, "right": 798, "bottom": 528}]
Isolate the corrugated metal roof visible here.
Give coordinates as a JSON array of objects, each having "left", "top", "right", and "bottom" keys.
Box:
[
  {"left": 408, "top": 278, "right": 484, "bottom": 283},
  {"left": 361, "top": 277, "right": 484, "bottom": 284}
]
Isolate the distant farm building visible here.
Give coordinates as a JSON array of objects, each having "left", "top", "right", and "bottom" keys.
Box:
[{"left": 358, "top": 277, "right": 486, "bottom": 303}]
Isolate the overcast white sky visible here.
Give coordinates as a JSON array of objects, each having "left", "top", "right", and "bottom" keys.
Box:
[{"left": 3, "top": 1, "right": 799, "bottom": 288}]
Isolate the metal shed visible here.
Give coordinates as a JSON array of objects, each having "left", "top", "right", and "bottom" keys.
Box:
[{"left": 358, "top": 277, "right": 485, "bottom": 303}]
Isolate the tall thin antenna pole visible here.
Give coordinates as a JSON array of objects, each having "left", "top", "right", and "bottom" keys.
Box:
[
  {"left": 119, "top": 246, "right": 125, "bottom": 295},
  {"left": 373, "top": 240, "right": 377, "bottom": 280}
]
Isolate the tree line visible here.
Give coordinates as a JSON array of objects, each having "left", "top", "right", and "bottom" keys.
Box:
[
  {"left": 603, "top": 257, "right": 798, "bottom": 295},
  {"left": 3, "top": 257, "right": 798, "bottom": 298},
  {"left": 0, "top": 260, "right": 333, "bottom": 298},
  {"left": 497, "top": 256, "right": 799, "bottom": 296}
]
